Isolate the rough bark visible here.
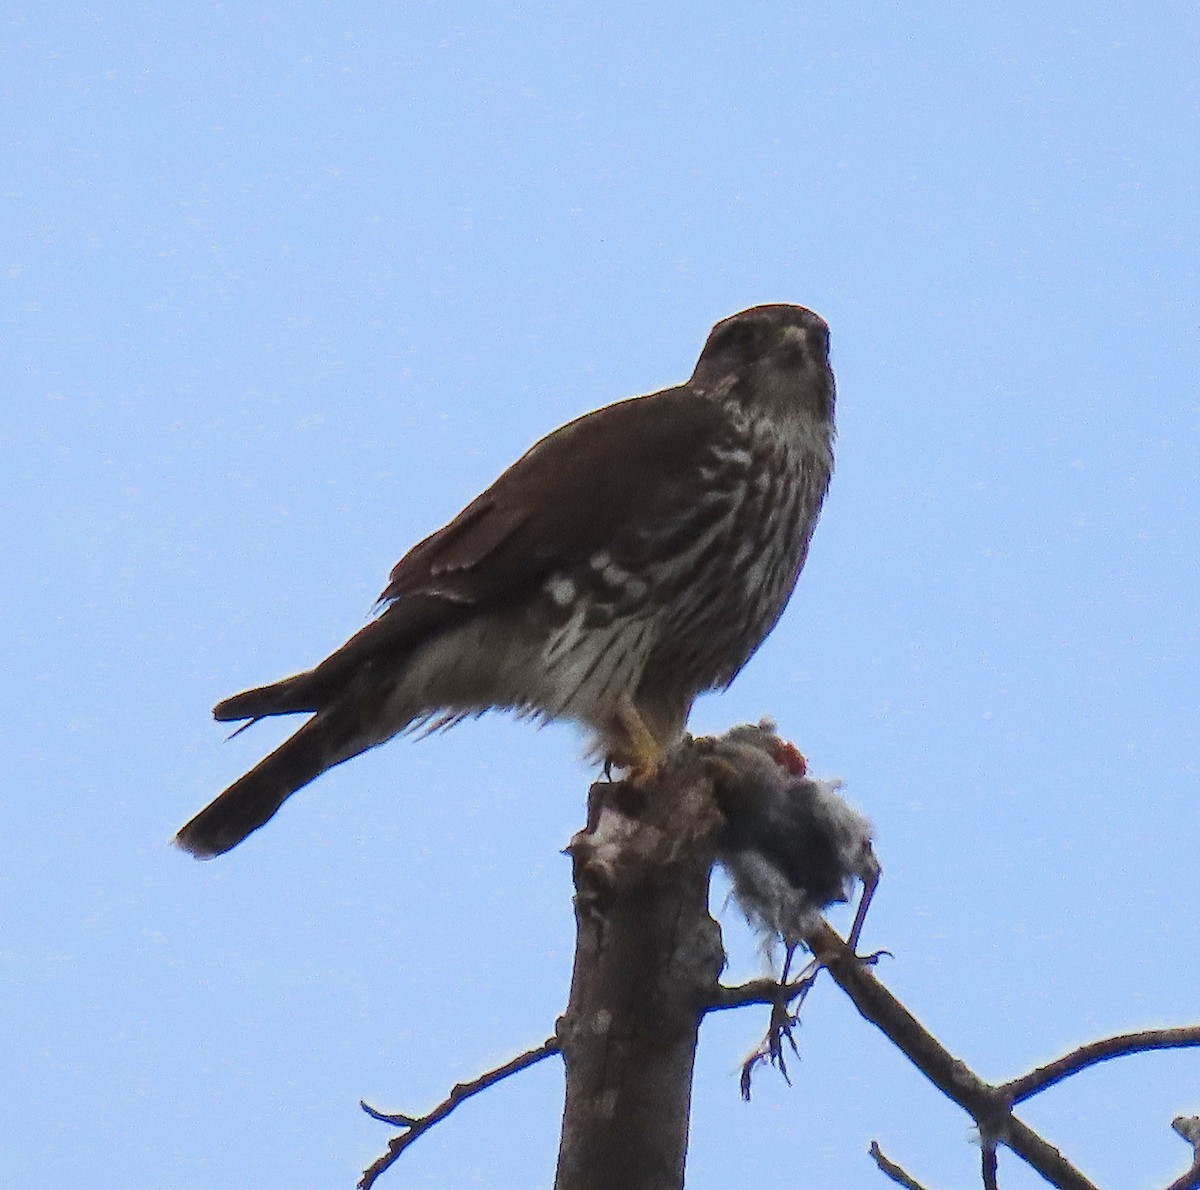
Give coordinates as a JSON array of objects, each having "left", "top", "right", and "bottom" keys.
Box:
[{"left": 553, "top": 750, "right": 725, "bottom": 1190}]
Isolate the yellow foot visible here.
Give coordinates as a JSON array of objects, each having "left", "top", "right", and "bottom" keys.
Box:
[{"left": 613, "top": 693, "right": 666, "bottom": 782}]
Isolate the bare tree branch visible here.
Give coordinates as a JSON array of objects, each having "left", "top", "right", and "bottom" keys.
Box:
[
  {"left": 1165, "top": 1117, "right": 1200, "bottom": 1190},
  {"left": 358, "top": 1038, "right": 559, "bottom": 1190},
  {"left": 1165, "top": 1162, "right": 1200, "bottom": 1190},
  {"left": 554, "top": 760, "right": 726, "bottom": 1190},
  {"left": 1001, "top": 1028, "right": 1200, "bottom": 1105},
  {"left": 801, "top": 919, "right": 1100, "bottom": 1190},
  {"left": 869, "top": 1140, "right": 933, "bottom": 1190},
  {"left": 720, "top": 945, "right": 1200, "bottom": 1189},
  {"left": 981, "top": 1136, "right": 999, "bottom": 1190},
  {"left": 709, "top": 975, "right": 813, "bottom": 1011}
]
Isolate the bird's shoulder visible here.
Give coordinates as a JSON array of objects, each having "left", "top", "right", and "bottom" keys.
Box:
[{"left": 380, "top": 384, "right": 737, "bottom": 606}]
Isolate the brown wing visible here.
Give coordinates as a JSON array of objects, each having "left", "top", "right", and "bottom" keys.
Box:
[
  {"left": 214, "top": 384, "right": 733, "bottom": 721},
  {"left": 379, "top": 384, "right": 731, "bottom": 605}
]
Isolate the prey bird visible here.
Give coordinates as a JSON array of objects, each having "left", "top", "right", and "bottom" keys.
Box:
[{"left": 176, "top": 304, "right": 836, "bottom": 857}]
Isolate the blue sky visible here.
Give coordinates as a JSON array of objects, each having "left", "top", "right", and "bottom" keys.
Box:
[{"left": 4, "top": 3, "right": 1198, "bottom": 1187}]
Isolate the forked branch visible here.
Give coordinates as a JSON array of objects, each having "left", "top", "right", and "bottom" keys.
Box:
[{"left": 721, "top": 913, "right": 1200, "bottom": 1190}]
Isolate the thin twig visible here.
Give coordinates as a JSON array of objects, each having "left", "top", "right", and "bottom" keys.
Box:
[
  {"left": 710, "top": 974, "right": 815, "bottom": 1011},
  {"left": 358, "top": 1037, "right": 559, "bottom": 1189},
  {"left": 711, "top": 953, "right": 888, "bottom": 1014},
  {"left": 869, "top": 1140, "right": 932, "bottom": 1190},
  {"left": 1001, "top": 1027, "right": 1200, "bottom": 1104},
  {"left": 981, "top": 1135, "right": 999, "bottom": 1190}
]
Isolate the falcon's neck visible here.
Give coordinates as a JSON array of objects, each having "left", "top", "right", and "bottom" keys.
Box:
[{"left": 702, "top": 364, "right": 835, "bottom": 430}]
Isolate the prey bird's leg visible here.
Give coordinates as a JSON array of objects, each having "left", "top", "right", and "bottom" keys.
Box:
[
  {"left": 614, "top": 693, "right": 665, "bottom": 781},
  {"left": 846, "top": 861, "right": 880, "bottom": 955},
  {"left": 780, "top": 941, "right": 799, "bottom": 985}
]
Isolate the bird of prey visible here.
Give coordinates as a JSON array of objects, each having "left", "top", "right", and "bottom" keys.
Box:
[{"left": 176, "top": 304, "right": 836, "bottom": 858}]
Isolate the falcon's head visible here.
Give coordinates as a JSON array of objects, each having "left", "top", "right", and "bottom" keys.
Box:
[{"left": 690, "top": 304, "right": 834, "bottom": 424}]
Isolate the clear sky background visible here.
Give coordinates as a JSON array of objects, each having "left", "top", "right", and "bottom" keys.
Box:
[{"left": 4, "top": 3, "right": 1198, "bottom": 1188}]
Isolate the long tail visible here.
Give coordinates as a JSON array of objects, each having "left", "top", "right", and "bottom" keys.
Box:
[
  {"left": 185, "top": 598, "right": 468, "bottom": 855},
  {"left": 211, "top": 596, "right": 467, "bottom": 723},
  {"left": 213, "top": 672, "right": 321, "bottom": 721},
  {"left": 176, "top": 704, "right": 375, "bottom": 858}
]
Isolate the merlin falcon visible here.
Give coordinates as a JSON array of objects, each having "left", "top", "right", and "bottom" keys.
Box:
[{"left": 177, "top": 304, "right": 836, "bottom": 857}]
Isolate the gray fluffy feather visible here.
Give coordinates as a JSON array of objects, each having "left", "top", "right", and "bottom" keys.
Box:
[{"left": 705, "top": 721, "right": 877, "bottom": 944}]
